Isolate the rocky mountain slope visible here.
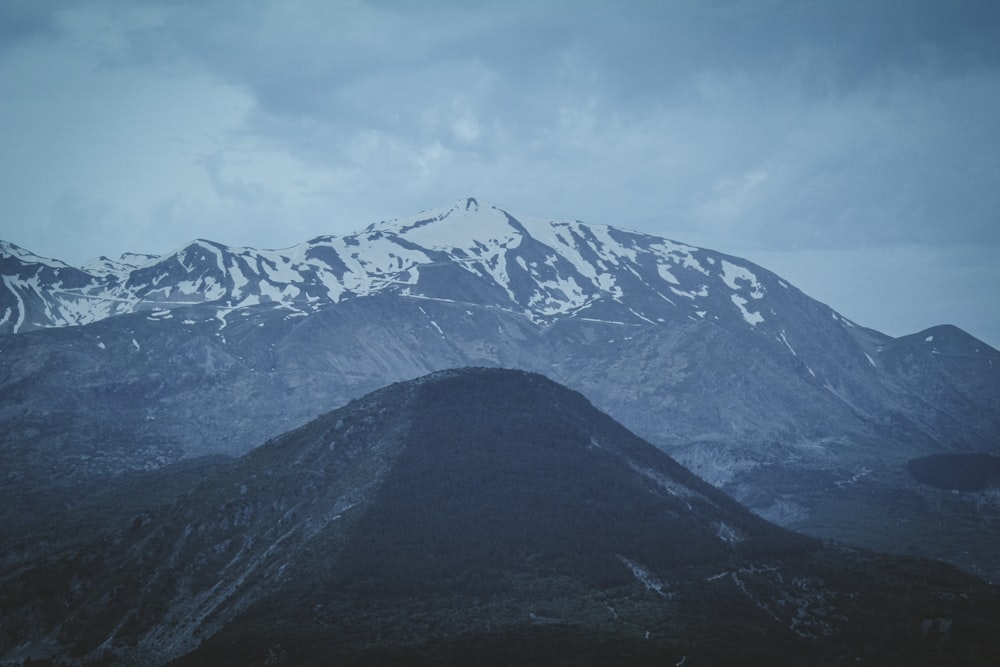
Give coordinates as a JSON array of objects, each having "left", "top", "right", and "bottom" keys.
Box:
[
  {"left": 2, "top": 199, "right": 999, "bottom": 577},
  {"left": 2, "top": 369, "right": 998, "bottom": 666}
]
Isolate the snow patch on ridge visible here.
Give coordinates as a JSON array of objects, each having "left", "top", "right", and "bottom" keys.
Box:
[
  {"left": 720, "top": 260, "right": 765, "bottom": 298},
  {"left": 1, "top": 276, "right": 27, "bottom": 332},
  {"left": 778, "top": 331, "right": 796, "bottom": 355},
  {"left": 732, "top": 295, "right": 764, "bottom": 326}
]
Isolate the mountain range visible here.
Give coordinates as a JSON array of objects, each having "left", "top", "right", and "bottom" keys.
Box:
[
  {"left": 3, "top": 369, "right": 999, "bottom": 666},
  {"left": 1, "top": 196, "right": 878, "bottom": 338},
  {"left": 2, "top": 198, "right": 999, "bottom": 581}
]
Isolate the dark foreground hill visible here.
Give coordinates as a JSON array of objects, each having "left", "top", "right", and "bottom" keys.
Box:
[{"left": 2, "top": 369, "right": 999, "bottom": 666}]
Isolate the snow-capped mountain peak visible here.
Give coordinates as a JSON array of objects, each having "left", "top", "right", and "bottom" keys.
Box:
[
  {"left": 80, "top": 252, "right": 161, "bottom": 279},
  {"left": 1, "top": 199, "right": 828, "bottom": 337},
  {"left": 0, "top": 240, "right": 72, "bottom": 270}
]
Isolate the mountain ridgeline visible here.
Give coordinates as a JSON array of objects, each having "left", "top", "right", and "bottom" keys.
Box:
[
  {"left": 2, "top": 369, "right": 998, "bottom": 666},
  {"left": 2, "top": 196, "right": 773, "bottom": 332},
  {"left": 1, "top": 198, "right": 999, "bottom": 579}
]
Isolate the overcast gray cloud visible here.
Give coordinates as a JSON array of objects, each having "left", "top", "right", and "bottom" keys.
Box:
[{"left": 1, "top": 0, "right": 998, "bottom": 345}]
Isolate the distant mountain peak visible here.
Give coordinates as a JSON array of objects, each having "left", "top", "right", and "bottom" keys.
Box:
[
  {"left": 364, "top": 197, "right": 516, "bottom": 246},
  {"left": 0, "top": 239, "right": 71, "bottom": 269},
  {"left": 80, "top": 252, "right": 161, "bottom": 279}
]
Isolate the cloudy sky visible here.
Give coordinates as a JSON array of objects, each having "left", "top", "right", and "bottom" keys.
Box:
[{"left": 2, "top": 0, "right": 999, "bottom": 346}]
